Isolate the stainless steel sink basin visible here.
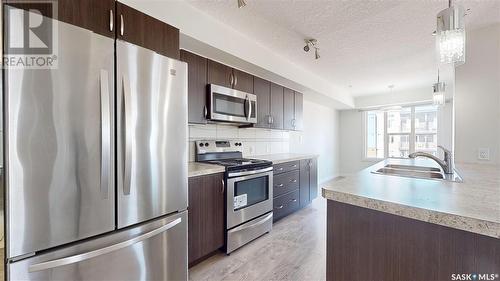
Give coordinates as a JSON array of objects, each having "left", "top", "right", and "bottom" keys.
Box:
[
  {"left": 384, "top": 164, "right": 441, "bottom": 172},
  {"left": 372, "top": 164, "right": 463, "bottom": 182},
  {"left": 374, "top": 168, "right": 444, "bottom": 179}
]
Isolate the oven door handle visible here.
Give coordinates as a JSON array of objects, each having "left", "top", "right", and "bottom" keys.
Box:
[{"left": 228, "top": 167, "right": 273, "bottom": 178}]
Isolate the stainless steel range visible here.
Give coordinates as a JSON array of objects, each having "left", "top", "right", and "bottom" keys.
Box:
[{"left": 196, "top": 140, "right": 273, "bottom": 253}]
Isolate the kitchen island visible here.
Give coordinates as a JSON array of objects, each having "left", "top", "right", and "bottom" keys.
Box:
[{"left": 322, "top": 159, "right": 500, "bottom": 281}]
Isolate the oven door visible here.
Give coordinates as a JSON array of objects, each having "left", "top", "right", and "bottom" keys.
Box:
[
  {"left": 226, "top": 168, "right": 273, "bottom": 229},
  {"left": 209, "top": 84, "right": 257, "bottom": 124}
]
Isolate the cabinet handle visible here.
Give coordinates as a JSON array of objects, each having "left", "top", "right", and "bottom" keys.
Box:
[
  {"left": 275, "top": 205, "right": 284, "bottom": 210},
  {"left": 292, "top": 164, "right": 297, "bottom": 168},
  {"left": 291, "top": 179, "right": 297, "bottom": 183},
  {"left": 230, "top": 73, "right": 234, "bottom": 87},
  {"left": 120, "top": 14, "right": 124, "bottom": 36},
  {"left": 291, "top": 199, "right": 297, "bottom": 203},
  {"left": 204, "top": 105, "right": 208, "bottom": 118},
  {"left": 276, "top": 183, "right": 284, "bottom": 188},
  {"left": 291, "top": 119, "right": 296, "bottom": 128},
  {"left": 221, "top": 179, "right": 225, "bottom": 194},
  {"left": 109, "top": 10, "right": 114, "bottom": 32},
  {"left": 234, "top": 75, "right": 238, "bottom": 87},
  {"left": 278, "top": 167, "right": 284, "bottom": 171}
]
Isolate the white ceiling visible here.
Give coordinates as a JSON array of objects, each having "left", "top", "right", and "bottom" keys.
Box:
[{"left": 185, "top": 0, "right": 500, "bottom": 97}]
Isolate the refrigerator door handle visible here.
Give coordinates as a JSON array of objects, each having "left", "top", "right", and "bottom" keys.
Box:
[
  {"left": 123, "top": 74, "right": 132, "bottom": 195},
  {"left": 99, "top": 70, "right": 111, "bottom": 199},
  {"left": 28, "top": 217, "right": 182, "bottom": 273}
]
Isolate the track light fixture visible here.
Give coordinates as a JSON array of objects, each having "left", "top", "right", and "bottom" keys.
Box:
[
  {"left": 238, "top": 0, "right": 247, "bottom": 8},
  {"left": 304, "top": 39, "right": 320, "bottom": 60}
]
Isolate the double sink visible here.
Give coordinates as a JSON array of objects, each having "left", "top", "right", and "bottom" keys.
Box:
[{"left": 372, "top": 164, "right": 463, "bottom": 183}]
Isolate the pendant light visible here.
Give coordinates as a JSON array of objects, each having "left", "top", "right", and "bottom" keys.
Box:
[
  {"left": 382, "top": 85, "right": 402, "bottom": 112},
  {"left": 433, "top": 70, "right": 446, "bottom": 106},
  {"left": 237, "top": 0, "right": 247, "bottom": 8},
  {"left": 436, "top": 0, "right": 466, "bottom": 65}
]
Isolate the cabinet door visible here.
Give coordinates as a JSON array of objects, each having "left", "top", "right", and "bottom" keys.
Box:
[
  {"left": 254, "top": 77, "right": 271, "bottom": 128},
  {"left": 294, "top": 91, "right": 303, "bottom": 131},
  {"left": 188, "top": 173, "right": 225, "bottom": 265},
  {"left": 299, "top": 159, "right": 311, "bottom": 208},
  {"left": 270, "top": 83, "right": 284, "bottom": 130},
  {"left": 6, "top": 0, "right": 115, "bottom": 38},
  {"left": 181, "top": 50, "right": 208, "bottom": 124},
  {"left": 309, "top": 158, "right": 318, "bottom": 201},
  {"left": 283, "top": 88, "right": 295, "bottom": 130},
  {"left": 232, "top": 69, "right": 254, "bottom": 93},
  {"left": 208, "top": 60, "right": 233, "bottom": 88},
  {"left": 116, "top": 2, "right": 179, "bottom": 59}
]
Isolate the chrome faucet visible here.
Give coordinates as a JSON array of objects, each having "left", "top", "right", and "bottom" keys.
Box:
[{"left": 409, "top": 146, "right": 454, "bottom": 174}]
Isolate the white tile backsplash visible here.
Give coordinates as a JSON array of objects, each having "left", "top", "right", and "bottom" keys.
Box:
[{"left": 188, "top": 124, "right": 300, "bottom": 160}]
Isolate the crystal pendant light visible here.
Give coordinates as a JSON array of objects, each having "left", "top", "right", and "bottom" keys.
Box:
[
  {"left": 433, "top": 70, "right": 446, "bottom": 106},
  {"left": 436, "top": 0, "right": 466, "bottom": 65}
]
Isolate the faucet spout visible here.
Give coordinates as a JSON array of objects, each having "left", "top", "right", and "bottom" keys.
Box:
[{"left": 409, "top": 146, "right": 454, "bottom": 174}]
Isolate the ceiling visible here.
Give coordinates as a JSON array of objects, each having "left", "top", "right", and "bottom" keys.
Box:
[{"left": 185, "top": 0, "right": 500, "bottom": 97}]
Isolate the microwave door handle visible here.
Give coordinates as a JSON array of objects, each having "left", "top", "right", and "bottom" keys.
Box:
[
  {"left": 248, "top": 99, "right": 252, "bottom": 121},
  {"left": 244, "top": 96, "right": 250, "bottom": 120}
]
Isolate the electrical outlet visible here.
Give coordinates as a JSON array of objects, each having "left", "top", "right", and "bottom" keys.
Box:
[{"left": 478, "top": 148, "right": 490, "bottom": 161}]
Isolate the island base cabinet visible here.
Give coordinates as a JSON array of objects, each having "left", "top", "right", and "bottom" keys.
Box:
[{"left": 326, "top": 201, "right": 500, "bottom": 281}]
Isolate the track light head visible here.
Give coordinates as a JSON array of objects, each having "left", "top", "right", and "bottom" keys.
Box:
[
  {"left": 238, "top": 0, "right": 247, "bottom": 8},
  {"left": 304, "top": 39, "right": 320, "bottom": 59},
  {"left": 315, "top": 48, "right": 320, "bottom": 60},
  {"left": 303, "top": 45, "right": 310, "bottom": 52}
]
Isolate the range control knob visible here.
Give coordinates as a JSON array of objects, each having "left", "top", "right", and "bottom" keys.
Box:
[
  {"left": 199, "top": 143, "right": 204, "bottom": 147},
  {"left": 205, "top": 143, "right": 209, "bottom": 147}
]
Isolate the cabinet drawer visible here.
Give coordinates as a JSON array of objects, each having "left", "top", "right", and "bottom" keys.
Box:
[
  {"left": 273, "top": 161, "right": 300, "bottom": 175},
  {"left": 273, "top": 190, "right": 300, "bottom": 221},
  {"left": 273, "top": 170, "right": 300, "bottom": 198}
]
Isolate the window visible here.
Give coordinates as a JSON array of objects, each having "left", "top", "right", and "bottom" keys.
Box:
[{"left": 365, "top": 105, "right": 439, "bottom": 159}]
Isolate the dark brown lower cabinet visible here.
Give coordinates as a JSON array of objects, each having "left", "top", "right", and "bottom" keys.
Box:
[
  {"left": 273, "top": 158, "right": 317, "bottom": 222},
  {"left": 188, "top": 173, "right": 225, "bottom": 266},
  {"left": 327, "top": 201, "right": 500, "bottom": 281}
]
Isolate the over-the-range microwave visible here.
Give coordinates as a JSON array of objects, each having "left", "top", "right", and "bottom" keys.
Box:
[{"left": 208, "top": 84, "right": 257, "bottom": 124}]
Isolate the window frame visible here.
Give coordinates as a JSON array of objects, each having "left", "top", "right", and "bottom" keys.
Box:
[{"left": 364, "top": 105, "right": 438, "bottom": 160}]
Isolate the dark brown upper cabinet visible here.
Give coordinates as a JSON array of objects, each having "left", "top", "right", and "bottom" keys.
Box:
[
  {"left": 232, "top": 69, "right": 254, "bottom": 93},
  {"left": 283, "top": 88, "right": 295, "bottom": 130},
  {"left": 4, "top": 0, "right": 116, "bottom": 38},
  {"left": 254, "top": 77, "right": 271, "bottom": 128},
  {"left": 181, "top": 50, "right": 208, "bottom": 124},
  {"left": 270, "top": 83, "right": 284, "bottom": 130},
  {"left": 208, "top": 60, "right": 233, "bottom": 88},
  {"left": 294, "top": 91, "right": 304, "bottom": 131},
  {"left": 208, "top": 60, "right": 254, "bottom": 93},
  {"left": 116, "top": 2, "right": 179, "bottom": 59}
]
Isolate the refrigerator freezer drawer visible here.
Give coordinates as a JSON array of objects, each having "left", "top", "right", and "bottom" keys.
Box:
[{"left": 8, "top": 211, "right": 188, "bottom": 281}]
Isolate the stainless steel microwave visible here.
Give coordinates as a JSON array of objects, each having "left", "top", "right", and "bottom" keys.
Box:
[{"left": 208, "top": 84, "right": 257, "bottom": 124}]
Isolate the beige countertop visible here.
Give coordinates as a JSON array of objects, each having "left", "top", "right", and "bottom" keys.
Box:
[
  {"left": 188, "top": 153, "right": 318, "bottom": 177},
  {"left": 254, "top": 153, "right": 319, "bottom": 165},
  {"left": 188, "top": 162, "right": 225, "bottom": 178},
  {"left": 322, "top": 158, "right": 500, "bottom": 239}
]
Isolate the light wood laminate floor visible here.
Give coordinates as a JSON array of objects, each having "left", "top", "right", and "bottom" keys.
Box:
[{"left": 189, "top": 198, "right": 326, "bottom": 281}]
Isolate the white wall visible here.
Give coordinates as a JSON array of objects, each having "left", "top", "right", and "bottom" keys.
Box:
[
  {"left": 289, "top": 100, "right": 340, "bottom": 183},
  {"left": 189, "top": 99, "right": 340, "bottom": 184},
  {"left": 339, "top": 110, "right": 379, "bottom": 173},
  {"left": 455, "top": 24, "right": 500, "bottom": 165}
]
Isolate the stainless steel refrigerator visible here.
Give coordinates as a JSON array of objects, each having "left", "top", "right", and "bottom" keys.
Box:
[{"left": 4, "top": 9, "right": 188, "bottom": 281}]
